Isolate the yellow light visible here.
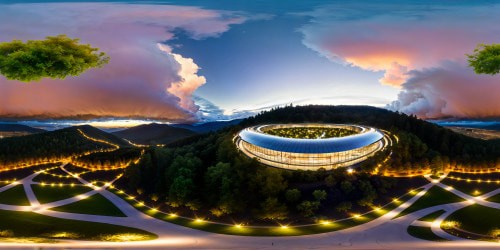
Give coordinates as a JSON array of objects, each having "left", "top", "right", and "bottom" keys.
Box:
[
  {"left": 353, "top": 214, "right": 361, "bottom": 218},
  {"left": 281, "top": 225, "right": 288, "bottom": 229},
  {"left": 347, "top": 168, "right": 354, "bottom": 174},
  {"left": 169, "top": 213, "right": 177, "bottom": 217},
  {"left": 195, "top": 218, "right": 204, "bottom": 223},
  {"left": 235, "top": 224, "right": 243, "bottom": 228},
  {"left": 393, "top": 198, "right": 399, "bottom": 203},
  {"left": 321, "top": 220, "right": 331, "bottom": 225}
]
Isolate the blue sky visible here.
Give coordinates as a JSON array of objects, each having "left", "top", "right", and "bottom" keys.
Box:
[{"left": 0, "top": 0, "right": 499, "bottom": 127}]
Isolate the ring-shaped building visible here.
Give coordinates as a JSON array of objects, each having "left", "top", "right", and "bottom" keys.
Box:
[{"left": 235, "top": 124, "right": 386, "bottom": 170}]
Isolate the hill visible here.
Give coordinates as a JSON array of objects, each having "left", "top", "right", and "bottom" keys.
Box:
[
  {"left": 0, "top": 123, "right": 46, "bottom": 133},
  {"left": 75, "top": 125, "right": 130, "bottom": 147},
  {"left": 0, "top": 125, "right": 127, "bottom": 168},
  {"left": 113, "top": 123, "right": 197, "bottom": 145},
  {"left": 172, "top": 119, "right": 243, "bottom": 133}
]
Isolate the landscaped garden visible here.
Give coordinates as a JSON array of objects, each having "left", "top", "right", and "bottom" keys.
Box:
[
  {"left": 264, "top": 127, "right": 357, "bottom": 139},
  {"left": 396, "top": 186, "right": 464, "bottom": 218},
  {"left": 0, "top": 209, "right": 155, "bottom": 242}
]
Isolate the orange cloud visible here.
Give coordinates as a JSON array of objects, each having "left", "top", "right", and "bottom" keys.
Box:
[{"left": 0, "top": 3, "right": 246, "bottom": 121}]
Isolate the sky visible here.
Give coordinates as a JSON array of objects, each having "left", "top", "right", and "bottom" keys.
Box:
[{"left": 0, "top": 0, "right": 499, "bottom": 127}]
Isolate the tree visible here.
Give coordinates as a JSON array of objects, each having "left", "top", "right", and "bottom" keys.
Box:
[
  {"left": 467, "top": 43, "right": 500, "bottom": 75},
  {"left": 335, "top": 201, "right": 352, "bottom": 212},
  {"left": 297, "top": 201, "right": 320, "bottom": 217},
  {"left": 285, "top": 189, "right": 301, "bottom": 204},
  {"left": 259, "top": 197, "right": 288, "bottom": 220},
  {"left": 0, "top": 34, "right": 109, "bottom": 82},
  {"left": 312, "top": 189, "right": 327, "bottom": 201},
  {"left": 325, "top": 174, "right": 337, "bottom": 187},
  {"left": 340, "top": 180, "right": 354, "bottom": 194}
]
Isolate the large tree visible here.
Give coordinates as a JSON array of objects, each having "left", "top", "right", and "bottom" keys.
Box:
[
  {"left": 0, "top": 35, "right": 109, "bottom": 82},
  {"left": 467, "top": 43, "right": 500, "bottom": 75}
]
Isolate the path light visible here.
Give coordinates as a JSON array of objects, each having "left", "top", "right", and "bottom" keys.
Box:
[
  {"left": 195, "top": 218, "right": 204, "bottom": 223},
  {"left": 169, "top": 213, "right": 177, "bottom": 218},
  {"left": 235, "top": 224, "right": 243, "bottom": 228},
  {"left": 280, "top": 225, "right": 288, "bottom": 229},
  {"left": 347, "top": 168, "right": 354, "bottom": 174}
]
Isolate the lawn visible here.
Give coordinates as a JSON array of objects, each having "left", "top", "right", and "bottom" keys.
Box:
[
  {"left": 418, "top": 210, "right": 446, "bottom": 222},
  {"left": 407, "top": 226, "right": 448, "bottom": 241},
  {"left": 51, "top": 193, "right": 126, "bottom": 217},
  {"left": 111, "top": 187, "right": 417, "bottom": 236},
  {"left": 0, "top": 185, "right": 30, "bottom": 206},
  {"left": 0, "top": 209, "right": 155, "bottom": 241},
  {"left": 444, "top": 204, "right": 500, "bottom": 236},
  {"left": 32, "top": 172, "right": 79, "bottom": 185},
  {"left": 486, "top": 193, "right": 500, "bottom": 203},
  {"left": 441, "top": 178, "right": 499, "bottom": 196},
  {"left": 31, "top": 184, "right": 93, "bottom": 204},
  {"left": 396, "top": 186, "right": 464, "bottom": 218}
]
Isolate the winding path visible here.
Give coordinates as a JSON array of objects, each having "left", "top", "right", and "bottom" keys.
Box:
[{"left": 0, "top": 164, "right": 498, "bottom": 249}]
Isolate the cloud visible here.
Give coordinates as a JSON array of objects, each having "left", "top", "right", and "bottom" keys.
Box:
[
  {"left": 387, "top": 62, "right": 500, "bottom": 119},
  {"left": 298, "top": 2, "right": 500, "bottom": 117},
  {"left": 0, "top": 3, "right": 246, "bottom": 121}
]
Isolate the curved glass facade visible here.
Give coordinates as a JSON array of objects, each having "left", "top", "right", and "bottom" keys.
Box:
[{"left": 236, "top": 124, "right": 386, "bottom": 170}]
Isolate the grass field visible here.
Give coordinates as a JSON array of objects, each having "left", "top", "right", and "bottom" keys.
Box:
[
  {"left": 441, "top": 178, "right": 499, "bottom": 196},
  {"left": 0, "top": 185, "right": 30, "bottom": 206},
  {"left": 396, "top": 186, "right": 464, "bottom": 218},
  {"left": 407, "top": 226, "right": 448, "bottom": 241},
  {"left": 444, "top": 204, "right": 500, "bottom": 236},
  {"left": 31, "top": 185, "right": 93, "bottom": 204},
  {"left": 486, "top": 193, "right": 500, "bottom": 203},
  {"left": 0, "top": 209, "right": 155, "bottom": 242},
  {"left": 418, "top": 210, "right": 446, "bottom": 222},
  {"left": 51, "top": 193, "right": 126, "bottom": 217},
  {"left": 111, "top": 187, "right": 418, "bottom": 236}
]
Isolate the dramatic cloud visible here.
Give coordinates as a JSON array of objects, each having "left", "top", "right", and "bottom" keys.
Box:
[
  {"left": 299, "top": 2, "right": 500, "bottom": 118},
  {"left": 0, "top": 3, "right": 246, "bottom": 121},
  {"left": 388, "top": 62, "right": 500, "bottom": 119}
]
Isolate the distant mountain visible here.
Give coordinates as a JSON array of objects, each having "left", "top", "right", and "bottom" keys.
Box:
[
  {"left": 0, "top": 123, "right": 46, "bottom": 133},
  {"left": 113, "top": 123, "right": 197, "bottom": 145},
  {"left": 432, "top": 120, "right": 500, "bottom": 131},
  {"left": 0, "top": 125, "right": 127, "bottom": 167},
  {"left": 70, "top": 125, "right": 131, "bottom": 147},
  {"left": 172, "top": 119, "right": 243, "bottom": 133}
]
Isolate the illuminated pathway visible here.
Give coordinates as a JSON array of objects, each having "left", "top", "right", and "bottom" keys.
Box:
[{"left": 0, "top": 166, "right": 498, "bottom": 249}]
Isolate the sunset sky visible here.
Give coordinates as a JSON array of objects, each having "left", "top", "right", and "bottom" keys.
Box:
[{"left": 0, "top": 0, "right": 499, "bottom": 125}]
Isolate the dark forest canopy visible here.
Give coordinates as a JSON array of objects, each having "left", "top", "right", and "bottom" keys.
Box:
[
  {"left": 0, "top": 35, "right": 109, "bottom": 82},
  {"left": 117, "top": 105, "right": 499, "bottom": 223}
]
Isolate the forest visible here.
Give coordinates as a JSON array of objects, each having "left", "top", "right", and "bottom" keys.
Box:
[{"left": 118, "top": 105, "right": 499, "bottom": 223}]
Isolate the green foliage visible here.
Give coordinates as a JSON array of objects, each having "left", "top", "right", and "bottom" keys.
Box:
[
  {"left": 259, "top": 197, "right": 288, "bottom": 220},
  {"left": 0, "top": 35, "right": 109, "bottom": 82},
  {"left": 325, "top": 174, "right": 337, "bottom": 187},
  {"left": 265, "top": 127, "right": 356, "bottom": 139},
  {"left": 116, "top": 105, "right": 498, "bottom": 223},
  {"left": 296, "top": 200, "right": 320, "bottom": 217},
  {"left": 467, "top": 43, "right": 500, "bottom": 75},
  {"left": 285, "top": 188, "right": 301, "bottom": 204},
  {"left": 0, "top": 126, "right": 120, "bottom": 167},
  {"left": 335, "top": 201, "right": 352, "bottom": 212},
  {"left": 340, "top": 180, "right": 354, "bottom": 194},
  {"left": 312, "top": 189, "right": 327, "bottom": 201}
]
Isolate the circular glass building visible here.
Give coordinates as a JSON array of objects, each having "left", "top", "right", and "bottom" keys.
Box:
[{"left": 235, "top": 124, "right": 386, "bottom": 170}]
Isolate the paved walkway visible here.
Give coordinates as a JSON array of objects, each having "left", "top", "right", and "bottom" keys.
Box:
[{"left": 0, "top": 165, "right": 498, "bottom": 249}]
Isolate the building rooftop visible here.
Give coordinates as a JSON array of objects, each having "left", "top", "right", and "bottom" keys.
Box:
[{"left": 238, "top": 124, "right": 384, "bottom": 153}]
